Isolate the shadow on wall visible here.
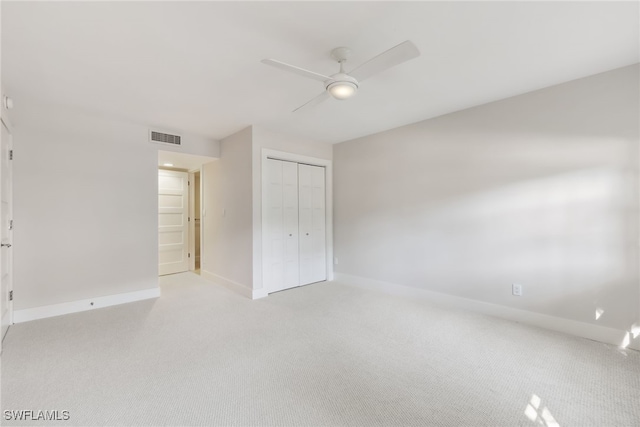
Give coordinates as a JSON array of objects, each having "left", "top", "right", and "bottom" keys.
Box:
[
  {"left": 337, "top": 161, "right": 638, "bottom": 331},
  {"left": 333, "top": 66, "right": 639, "bottom": 333}
]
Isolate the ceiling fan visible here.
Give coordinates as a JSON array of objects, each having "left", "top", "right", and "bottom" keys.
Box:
[{"left": 262, "top": 40, "right": 420, "bottom": 112}]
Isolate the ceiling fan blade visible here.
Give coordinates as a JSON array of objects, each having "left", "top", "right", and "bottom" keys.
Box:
[
  {"left": 293, "top": 91, "right": 330, "bottom": 113},
  {"left": 262, "top": 59, "right": 332, "bottom": 83},
  {"left": 349, "top": 40, "right": 420, "bottom": 82}
]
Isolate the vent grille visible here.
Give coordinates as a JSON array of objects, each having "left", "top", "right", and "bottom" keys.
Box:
[{"left": 150, "top": 131, "right": 181, "bottom": 146}]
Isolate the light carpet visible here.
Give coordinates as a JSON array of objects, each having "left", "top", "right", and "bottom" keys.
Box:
[{"left": 1, "top": 272, "right": 639, "bottom": 426}]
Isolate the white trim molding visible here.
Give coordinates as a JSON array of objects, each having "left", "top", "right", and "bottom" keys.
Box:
[
  {"left": 334, "top": 273, "right": 640, "bottom": 351},
  {"left": 201, "top": 270, "right": 267, "bottom": 300},
  {"left": 13, "top": 287, "right": 161, "bottom": 324}
]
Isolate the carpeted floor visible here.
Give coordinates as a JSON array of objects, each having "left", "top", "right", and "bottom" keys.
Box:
[{"left": 1, "top": 272, "right": 639, "bottom": 426}]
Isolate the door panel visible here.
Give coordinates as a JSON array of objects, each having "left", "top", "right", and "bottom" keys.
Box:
[
  {"left": 264, "top": 159, "right": 299, "bottom": 293},
  {"left": 158, "top": 170, "right": 189, "bottom": 276},
  {"left": 298, "top": 164, "right": 326, "bottom": 285},
  {"left": 282, "top": 162, "right": 299, "bottom": 288},
  {"left": 265, "top": 159, "right": 284, "bottom": 291},
  {"left": 1, "top": 119, "right": 12, "bottom": 342},
  {"left": 298, "top": 165, "right": 312, "bottom": 285}
]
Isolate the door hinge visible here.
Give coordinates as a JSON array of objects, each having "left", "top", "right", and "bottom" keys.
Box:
[
  {"left": 9, "top": 290, "right": 13, "bottom": 301},
  {"left": 188, "top": 253, "right": 191, "bottom": 258},
  {"left": 188, "top": 217, "right": 190, "bottom": 222},
  {"left": 9, "top": 220, "right": 13, "bottom": 231},
  {"left": 9, "top": 150, "right": 13, "bottom": 160}
]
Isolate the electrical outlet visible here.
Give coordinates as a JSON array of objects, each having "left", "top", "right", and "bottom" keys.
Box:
[{"left": 512, "top": 284, "right": 523, "bottom": 296}]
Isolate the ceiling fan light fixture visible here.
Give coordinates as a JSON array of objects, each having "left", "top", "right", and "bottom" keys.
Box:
[
  {"left": 327, "top": 81, "right": 358, "bottom": 100},
  {"left": 261, "top": 40, "right": 419, "bottom": 111}
]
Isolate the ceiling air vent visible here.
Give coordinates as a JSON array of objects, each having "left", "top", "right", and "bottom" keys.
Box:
[{"left": 150, "top": 130, "right": 182, "bottom": 146}]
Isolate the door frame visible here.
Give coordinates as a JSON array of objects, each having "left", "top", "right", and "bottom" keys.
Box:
[
  {"left": 188, "top": 171, "right": 196, "bottom": 271},
  {"left": 1, "top": 108, "right": 14, "bottom": 342},
  {"left": 187, "top": 168, "right": 203, "bottom": 272},
  {"left": 260, "top": 149, "right": 333, "bottom": 294}
]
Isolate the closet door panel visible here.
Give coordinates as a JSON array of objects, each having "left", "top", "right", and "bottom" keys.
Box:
[
  {"left": 298, "top": 165, "right": 313, "bottom": 286},
  {"left": 310, "top": 166, "right": 327, "bottom": 282},
  {"left": 281, "top": 161, "right": 300, "bottom": 289},
  {"left": 264, "top": 159, "right": 285, "bottom": 292},
  {"left": 298, "top": 164, "right": 326, "bottom": 285}
]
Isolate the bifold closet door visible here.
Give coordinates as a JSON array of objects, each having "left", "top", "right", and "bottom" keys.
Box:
[
  {"left": 265, "top": 159, "right": 299, "bottom": 293},
  {"left": 298, "top": 164, "right": 326, "bottom": 285}
]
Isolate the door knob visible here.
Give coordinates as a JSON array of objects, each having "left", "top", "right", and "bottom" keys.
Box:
[
  {"left": 1, "top": 243, "right": 11, "bottom": 248},
  {"left": 306, "top": 233, "right": 309, "bottom": 236}
]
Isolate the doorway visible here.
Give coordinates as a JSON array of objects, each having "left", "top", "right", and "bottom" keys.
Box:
[{"left": 158, "top": 151, "right": 215, "bottom": 277}]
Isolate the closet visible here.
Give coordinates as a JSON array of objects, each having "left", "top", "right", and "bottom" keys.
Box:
[{"left": 264, "top": 158, "right": 326, "bottom": 293}]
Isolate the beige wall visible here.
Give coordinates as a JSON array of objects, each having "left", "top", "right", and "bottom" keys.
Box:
[
  {"left": 202, "top": 127, "right": 254, "bottom": 289},
  {"left": 334, "top": 65, "right": 640, "bottom": 333},
  {"left": 252, "top": 127, "right": 333, "bottom": 161},
  {"left": 13, "top": 104, "right": 219, "bottom": 310}
]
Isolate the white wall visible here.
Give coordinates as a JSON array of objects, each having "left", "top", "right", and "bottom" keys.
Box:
[
  {"left": 252, "top": 127, "right": 333, "bottom": 161},
  {"left": 12, "top": 103, "right": 219, "bottom": 310},
  {"left": 201, "top": 127, "right": 254, "bottom": 290},
  {"left": 152, "top": 129, "right": 219, "bottom": 159},
  {"left": 251, "top": 126, "right": 333, "bottom": 291},
  {"left": 334, "top": 65, "right": 640, "bottom": 334}
]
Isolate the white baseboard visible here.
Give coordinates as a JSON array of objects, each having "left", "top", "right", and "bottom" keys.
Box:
[
  {"left": 13, "top": 287, "right": 161, "bottom": 324},
  {"left": 334, "top": 273, "right": 639, "bottom": 351},
  {"left": 200, "top": 270, "right": 267, "bottom": 300}
]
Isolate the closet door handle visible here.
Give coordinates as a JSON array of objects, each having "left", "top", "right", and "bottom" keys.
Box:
[{"left": 1, "top": 243, "right": 11, "bottom": 248}]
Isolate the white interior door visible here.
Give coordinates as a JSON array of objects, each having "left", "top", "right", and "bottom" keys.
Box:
[
  {"left": 1, "top": 119, "right": 13, "bottom": 342},
  {"left": 264, "top": 159, "right": 299, "bottom": 293},
  {"left": 298, "top": 164, "right": 326, "bottom": 285},
  {"left": 158, "top": 170, "right": 189, "bottom": 276}
]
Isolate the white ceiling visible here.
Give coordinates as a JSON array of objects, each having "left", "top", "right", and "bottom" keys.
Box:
[{"left": 2, "top": 1, "right": 638, "bottom": 144}]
